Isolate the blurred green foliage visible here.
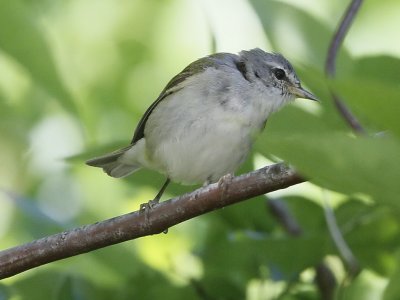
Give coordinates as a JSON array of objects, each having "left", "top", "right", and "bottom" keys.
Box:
[{"left": 1, "top": 0, "right": 400, "bottom": 299}]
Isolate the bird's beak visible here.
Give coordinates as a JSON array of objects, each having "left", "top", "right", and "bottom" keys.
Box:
[{"left": 289, "top": 85, "right": 318, "bottom": 101}]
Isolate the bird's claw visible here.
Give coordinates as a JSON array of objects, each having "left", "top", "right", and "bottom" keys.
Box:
[
  {"left": 140, "top": 199, "right": 158, "bottom": 211},
  {"left": 218, "top": 173, "right": 234, "bottom": 188},
  {"left": 140, "top": 199, "right": 159, "bottom": 225},
  {"left": 139, "top": 200, "right": 168, "bottom": 234},
  {"left": 218, "top": 173, "right": 234, "bottom": 200}
]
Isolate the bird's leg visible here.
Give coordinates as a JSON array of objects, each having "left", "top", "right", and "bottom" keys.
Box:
[
  {"left": 140, "top": 177, "right": 170, "bottom": 212},
  {"left": 140, "top": 178, "right": 170, "bottom": 233}
]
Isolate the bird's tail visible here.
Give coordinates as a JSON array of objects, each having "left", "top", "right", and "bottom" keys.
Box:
[{"left": 86, "top": 145, "right": 141, "bottom": 178}]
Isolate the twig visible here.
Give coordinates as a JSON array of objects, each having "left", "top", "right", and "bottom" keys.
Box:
[
  {"left": 0, "top": 163, "right": 303, "bottom": 280},
  {"left": 321, "top": 191, "right": 360, "bottom": 277},
  {"left": 267, "top": 199, "right": 302, "bottom": 236},
  {"left": 325, "top": 0, "right": 366, "bottom": 134},
  {"left": 325, "top": 0, "right": 363, "bottom": 77},
  {"left": 189, "top": 279, "right": 216, "bottom": 300},
  {"left": 267, "top": 199, "right": 337, "bottom": 300},
  {"left": 315, "top": 263, "right": 337, "bottom": 300},
  {"left": 322, "top": 0, "right": 364, "bottom": 280},
  {"left": 331, "top": 93, "right": 365, "bottom": 133}
]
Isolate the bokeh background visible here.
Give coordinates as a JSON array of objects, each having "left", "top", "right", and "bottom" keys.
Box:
[{"left": 1, "top": 0, "right": 400, "bottom": 299}]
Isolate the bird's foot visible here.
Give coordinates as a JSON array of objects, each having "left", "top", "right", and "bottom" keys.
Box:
[
  {"left": 202, "top": 179, "right": 212, "bottom": 187},
  {"left": 218, "top": 173, "right": 234, "bottom": 186},
  {"left": 139, "top": 199, "right": 168, "bottom": 234},
  {"left": 140, "top": 199, "right": 158, "bottom": 226},
  {"left": 139, "top": 199, "right": 158, "bottom": 212},
  {"left": 218, "top": 173, "right": 234, "bottom": 200}
]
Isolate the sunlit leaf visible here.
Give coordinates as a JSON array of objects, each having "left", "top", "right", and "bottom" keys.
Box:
[
  {"left": 249, "top": 0, "right": 352, "bottom": 69},
  {"left": 0, "top": 1, "right": 74, "bottom": 111},
  {"left": 384, "top": 255, "right": 400, "bottom": 300}
]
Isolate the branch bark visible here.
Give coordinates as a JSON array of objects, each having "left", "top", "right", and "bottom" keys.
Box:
[{"left": 0, "top": 162, "right": 303, "bottom": 280}]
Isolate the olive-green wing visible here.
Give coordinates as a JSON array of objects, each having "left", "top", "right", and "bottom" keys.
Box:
[{"left": 130, "top": 53, "right": 238, "bottom": 144}]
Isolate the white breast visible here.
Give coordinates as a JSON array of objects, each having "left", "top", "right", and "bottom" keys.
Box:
[{"left": 138, "top": 67, "right": 286, "bottom": 184}]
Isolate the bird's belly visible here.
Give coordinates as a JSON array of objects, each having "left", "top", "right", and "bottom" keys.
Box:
[
  {"left": 143, "top": 79, "right": 267, "bottom": 185},
  {"left": 148, "top": 119, "right": 252, "bottom": 185}
]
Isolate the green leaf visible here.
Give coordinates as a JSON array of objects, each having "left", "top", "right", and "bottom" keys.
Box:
[
  {"left": 13, "top": 272, "right": 72, "bottom": 300},
  {"left": 257, "top": 105, "right": 342, "bottom": 139},
  {"left": 352, "top": 55, "right": 400, "bottom": 84},
  {"left": 342, "top": 270, "right": 387, "bottom": 300},
  {"left": 257, "top": 105, "right": 400, "bottom": 206},
  {"left": 270, "top": 133, "right": 400, "bottom": 205},
  {"left": 255, "top": 236, "right": 328, "bottom": 279},
  {"left": 0, "top": 1, "right": 74, "bottom": 111},
  {"left": 216, "top": 195, "right": 277, "bottom": 231},
  {"left": 336, "top": 200, "right": 400, "bottom": 275},
  {"left": 249, "top": 0, "right": 351, "bottom": 70},
  {"left": 334, "top": 78, "right": 400, "bottom": 138},
  {"left": 280, "top": 196, "right": 326, "bottom": 235},
  {"left": 202, "top": 229, "right": 327, "bottom": 283},
  {"left": 384, "top": 255, "right": 400, "bottom": 300},
  {"left": 0, "top": 283, "right": 10, "bottom": 300}
]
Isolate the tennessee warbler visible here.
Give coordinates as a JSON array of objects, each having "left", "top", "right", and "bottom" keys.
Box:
[{"left": 86, "top": 48, "right": 317, "bottom": 204}]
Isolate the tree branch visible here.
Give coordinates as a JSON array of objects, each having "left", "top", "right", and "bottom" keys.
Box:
[{"left": 0, "top": 162, "right": 303, "bottom": 280}]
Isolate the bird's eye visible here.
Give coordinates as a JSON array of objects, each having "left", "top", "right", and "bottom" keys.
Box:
[{"left": 273, "top": 68, "right": 286, "bottom": 80}]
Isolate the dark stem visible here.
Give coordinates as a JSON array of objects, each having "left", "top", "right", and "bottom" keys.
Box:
[
  {"left": 332, "top": 93, "right": 365, "bottom": 134},
  {"left": 325, "top": 0, "right": 366, "bottom": 134},
  {"left": 325, "top": 0, "right": 363, "bottom": 76},
  {"left": 322, "top": 0, "right": 364, "bottom": 282},
  {"left": 267, "top": 199, "right": 302, "bottom": 236}
]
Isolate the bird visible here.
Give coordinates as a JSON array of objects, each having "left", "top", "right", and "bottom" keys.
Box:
[{"left": 86, "top": 48, "right": 317, "bottom": 207}]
